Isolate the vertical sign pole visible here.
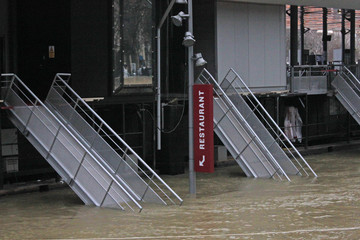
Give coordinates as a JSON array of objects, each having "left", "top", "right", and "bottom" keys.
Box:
[{"left": 188, "top": 0, "right": 196, "bottom": 195}]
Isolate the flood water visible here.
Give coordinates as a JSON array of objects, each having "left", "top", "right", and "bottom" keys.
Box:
[{"left": 1, "top": 149, "right": 360, "bottom": 240}]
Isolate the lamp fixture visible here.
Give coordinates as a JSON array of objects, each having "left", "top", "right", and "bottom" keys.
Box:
[
  {"left": 171, "top": 11, "right": 189, "bottom": 27},
  {"left": 182, "top": 32, "right": 196, "bottom": 47},
  {"left": 175, "top": 0, "right": 187, "bottom": 4},
  {"left": 193, "top": 53, "right": 207, "bottom": 67}
]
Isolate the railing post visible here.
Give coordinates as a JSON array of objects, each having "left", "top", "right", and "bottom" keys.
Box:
[
  {"left": 290, "top": 67, "right": 294, "bottom": 93},
  {"left": 3, "top": 75, "right": 15, "bottom": 105},
  {"left": 305, "top": 94, "right": 309, "bottom": 149},
  {"left": 68, "top": 98, "right": 79, "bottom": 124},
  {"left": 46, "top": 125, "right": 63, "bottom": 160},
  {"left": 23, "top": 99, "right": 38, "bottom": 133}
]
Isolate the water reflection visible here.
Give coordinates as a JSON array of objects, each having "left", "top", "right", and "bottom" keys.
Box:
[{"left": 1, "top": 149, "right": 360, "bottom": 239}]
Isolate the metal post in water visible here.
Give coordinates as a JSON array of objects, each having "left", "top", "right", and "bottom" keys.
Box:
[
  {"left": 157, "top": 27, "right": 161, "bottom": 150},
  {"left": 188, "top": 0, "right": 196, "bottom": 196}
]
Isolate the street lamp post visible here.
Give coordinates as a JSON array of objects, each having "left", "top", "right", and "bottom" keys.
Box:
[
  {"left": 156, "top": 0, "right": 196, "bottom": 195},
  {"left": 187, "top": 0, "right": 196, "bottom": 196}
]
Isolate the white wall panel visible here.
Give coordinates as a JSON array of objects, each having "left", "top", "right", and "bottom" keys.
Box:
[
  {"left": 217, "top": 2, "right": 286, "bottom": 91},
  {"left": 217, "top": 3, "right": 236, "bottom": 83},
  {"left": 235, "top": 4, "right": 249, "bottom": 84},
  {"left": 264, "top": 5, "right": 283, "bottom": 88},
  {"left": 248, "top": 4, "right": 265, "bottom": 87}
]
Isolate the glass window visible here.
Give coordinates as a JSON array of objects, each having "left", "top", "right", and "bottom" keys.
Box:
[{"left": 112, "top": 0, "right": 153, "bottom": 93}]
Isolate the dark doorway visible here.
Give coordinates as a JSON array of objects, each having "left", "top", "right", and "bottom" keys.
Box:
[{"left": 16, "top": 0, "right": 70, "bottom": 100}]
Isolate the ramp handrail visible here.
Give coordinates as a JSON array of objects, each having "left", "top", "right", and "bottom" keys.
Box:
[
  {"left": 340, "top": 66, "right": 360, "bottom": 92},
  {"left": 1, "top": 73, "right": 142, "bottom": 211},
  {"left": 196, "top": 69, "right": 288, "bottom": 180},
  {"left": 221, "top": 69, "right": 317, "bottom": 178},
  {"left": 333, "top": 66, "right": 360, "bottom": 119},
  {"left": 47, "top": 73, "right": 183, "bottom": 206}
]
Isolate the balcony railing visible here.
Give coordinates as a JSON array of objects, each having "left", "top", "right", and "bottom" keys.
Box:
[
  {"left": 288, "top": 65, "right": 330, "bottom": 95},
  {"left": 288, "top": 64, "right": 360, "bottom": 95}
]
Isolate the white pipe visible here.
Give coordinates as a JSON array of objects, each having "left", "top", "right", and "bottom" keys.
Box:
[{"left": 157, "top": 28, "right": 161, "bottom": 150}]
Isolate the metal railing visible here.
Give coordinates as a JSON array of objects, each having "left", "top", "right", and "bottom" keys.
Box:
[
  {"left": 1, "top": 73, "right": 142, "bottom": 210},
  {"left": 331, "top": 66, "right": 360, "bottom": 126},
  {"left": 220, "top": 69, "right": 317, "bottom": 178},
  {"left": 197, "top": 69, "right": 287, "bottom": 180},
  {"left": 338, "top": 66, "right": 360, "bottom": 94},
  {"left": 289, "top": 65, "right": 330, "bottom": 94},
  {"left": 45, "top": 73, "right": 183, "bottom": 207}
]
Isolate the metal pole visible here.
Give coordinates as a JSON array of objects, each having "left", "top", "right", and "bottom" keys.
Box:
[
  {"left": 322, "top": 8, "right": 328, "bottom": 64},
  {"left": 300, "top": 6, "right": 305, "bottom": 65},
  {"left": 350, "top": 10, "right": 356, "bottom": 65},
  {"left": 341, "top": 9, "right": 346, "bottom": 64},
  {"left": 188, "top": 0, "right": 196, "bottom": 195},
  {"left": 157, "top": 28, "right": 162, "bottom": 150},
  {"left": 142, "top": 103, "right": 147, "bottom": 161},
  {"left": 290, "top": 6, "right": 298, "bottom": 66}
]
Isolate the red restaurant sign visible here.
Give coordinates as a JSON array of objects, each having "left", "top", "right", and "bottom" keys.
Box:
[{"left": 193, "top": 84, "right": 214, "bottom": 173}]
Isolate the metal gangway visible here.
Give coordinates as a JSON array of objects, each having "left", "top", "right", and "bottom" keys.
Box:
[
  {"left": 1, "top": 73, "right": 182, "bottom": 211},
  {"left": 196, "top": 69, "right": 317, "bottom": 180},
  {"left": 331, "top": 66, "right": 360, "bottom": 125}
]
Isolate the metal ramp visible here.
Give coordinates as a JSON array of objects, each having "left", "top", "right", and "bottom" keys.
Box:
[
  {"left": 1, "top": 73, "right": 182, "bottom": 211},
  {"left": 45, "top": 73, "right": 182, "bottom": 209},
  {"left": 332, "top": 66, "right": 360, "bottom": 125},
  {"left": 196, "top": 69, "right": 317, "bottom": 180}
]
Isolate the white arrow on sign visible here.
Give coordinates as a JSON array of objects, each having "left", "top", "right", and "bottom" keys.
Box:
[{"left": 199, "top": 155, "right": 205, "bottom": 166}]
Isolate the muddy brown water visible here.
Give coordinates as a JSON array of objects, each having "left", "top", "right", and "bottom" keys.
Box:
[{"left": 1, "top": 149, "right": 360, "bottom": 239}]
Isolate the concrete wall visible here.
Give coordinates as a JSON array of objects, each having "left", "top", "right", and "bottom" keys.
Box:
[{"left": 216, "top": 2, "right": 286, "bottom": 91}]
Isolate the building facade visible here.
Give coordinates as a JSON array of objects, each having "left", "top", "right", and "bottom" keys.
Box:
[{"left": 0, "top": 0, "right": 360, "bottom": 188}]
